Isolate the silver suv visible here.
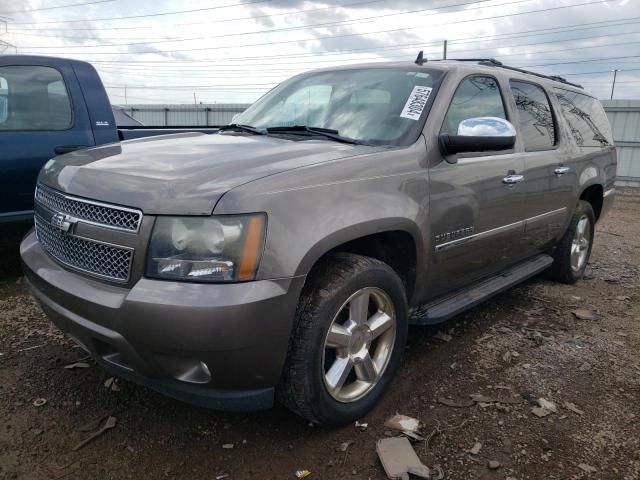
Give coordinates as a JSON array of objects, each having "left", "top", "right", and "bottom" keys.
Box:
[{"left": 21, "top": 57, "right": 616, "bottom": 425}]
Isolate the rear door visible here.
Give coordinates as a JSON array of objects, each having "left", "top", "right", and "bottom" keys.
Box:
[
  {"left": 0, "top": 60, "right": 95, "bottom": 221},
  {"left": 427, "top": 74, "right": 527, "bottom": 297},
  {"left": 506, "top": 80, "right": 572, "bottom": 252}
]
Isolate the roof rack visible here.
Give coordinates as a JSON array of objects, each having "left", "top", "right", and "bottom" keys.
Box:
[{"left": 429, "top": 56, "right": 584, "bottom": 89}]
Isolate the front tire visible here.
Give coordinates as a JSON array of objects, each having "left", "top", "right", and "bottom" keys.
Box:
[
  {"left": 278, "top": 253, "right": 408, "bottom": 426},
  {"left": 546, "top": 200, "right": 595, "bottom": 284}
]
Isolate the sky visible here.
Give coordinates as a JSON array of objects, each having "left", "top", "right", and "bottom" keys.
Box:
[{"left": 0, "top": 0, "right": 638, "bottom": 105}]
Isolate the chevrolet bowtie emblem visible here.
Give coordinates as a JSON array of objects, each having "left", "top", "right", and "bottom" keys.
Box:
[{"left": 51, "top": 213, "right": 77, "bottom": 233}]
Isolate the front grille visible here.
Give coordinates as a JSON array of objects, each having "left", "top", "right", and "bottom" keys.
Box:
[
  {"left": 35, "top": 214, "right": 133, "bottom": 282},
  {"left": 35, "top": 184, "right": 142, "bottom": 232}
]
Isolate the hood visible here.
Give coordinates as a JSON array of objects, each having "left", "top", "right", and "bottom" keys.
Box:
[{"left": 38, "top": 132, "right": 382, "bottom": 215}]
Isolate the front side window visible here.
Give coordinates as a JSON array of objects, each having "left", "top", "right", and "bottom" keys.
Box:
[
  {"left": 510, "top": 81, "right": 556, "bottom": 151},
  {"left": 0, "top": 66, "right": 72, "bottom": 131},
  {"left": 233, "top": 68, "right": 444, "bottom": 146},
  {"left": 442, "top": 76, "right": 506, "bottom": 135},
  {"left": 555, "top": 89, "right": 613, "bottom": 148}
]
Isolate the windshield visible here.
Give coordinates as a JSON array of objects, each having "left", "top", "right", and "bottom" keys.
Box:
[{"left": 233, "top": 67, "right": 443, "bottom": 146}]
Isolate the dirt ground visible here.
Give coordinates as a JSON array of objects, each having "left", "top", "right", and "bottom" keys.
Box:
[{"left": 1, "top": 190, "right": 639, "bottom": 480}]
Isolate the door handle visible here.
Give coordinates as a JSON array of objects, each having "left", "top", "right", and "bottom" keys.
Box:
[
  {"left": 502, "top": 174, "right": 525, "bottom": 185},
  {"left": 54, "top": 145, "right": 87, "bottom": 155},
  {"left": 554, "top": 166, "right": 570, "bottom": 175}
]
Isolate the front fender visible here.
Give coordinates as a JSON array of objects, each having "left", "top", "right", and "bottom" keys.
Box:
[
  {"left": 213, "top": 139, "right": 431, "bottom": 286},
  {"left": 294, "top": 217, "right": 426, "bottom": 277}
]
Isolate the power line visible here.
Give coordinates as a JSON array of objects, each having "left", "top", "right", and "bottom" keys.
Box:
[
  {"left": 87, "top": 37, "right": 640, "bottom": 69},
  {"left": 13, "top": 0, "right": 524, "bottom": 48},
  {"left": 560, "top": 68, "right": 640, "bottom": 76},
  {"left": 99, "top": 54, "right": 640, "bottom": 90},
  {"left": 11, "top": 0, "right": 276, "bottom": 24},
  {"left": 15, "top": 0, "right": 614, "bottom": 56},
  {"left": 524, "top": 55, "right": 640, "bottom": 67},
  {"left": 4, "top": 0, "right": 389, "bottom": 31},
  {"left": 0, "top": 0, "right": 115, "bottom": 15},
  {"left": 76, "top": 14, "right": 640, "bottom": 65},
  {"left": 10, "top": 13, "right": 640, "bottom": 47}
]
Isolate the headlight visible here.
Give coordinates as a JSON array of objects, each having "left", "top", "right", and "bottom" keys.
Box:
[{"left": 146, "top": 214, "right": 266, "bottom": 282}]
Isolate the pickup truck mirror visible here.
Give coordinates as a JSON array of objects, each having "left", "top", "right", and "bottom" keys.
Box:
[{"left": 439, "top": 117, "right": 516, "bottom": 161}]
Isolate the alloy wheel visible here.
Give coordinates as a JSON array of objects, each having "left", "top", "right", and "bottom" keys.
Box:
[
  {"left": 570, "top": 214, "right": 591, "bottom": 272},
  {"left": 322, "top": 287, "right": 397, "bottom": 403}
]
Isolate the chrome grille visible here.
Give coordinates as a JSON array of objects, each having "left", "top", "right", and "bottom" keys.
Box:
[
  {"left": 35, "top": 184, "right": 142, "bottom": 232},
  {"left": 35, "top": 214, "right": 133, "bottom": 282}
]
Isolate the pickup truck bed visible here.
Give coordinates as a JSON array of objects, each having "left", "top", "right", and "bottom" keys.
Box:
[{"left": 118, "top": 126, "right": 219, "bottom": 141}]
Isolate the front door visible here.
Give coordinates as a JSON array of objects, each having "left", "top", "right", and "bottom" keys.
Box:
[
  {"left": 427, "top": 74, "right": 527, "bottom": 298},
  {"left": 0, "top": 62, "right": 94, "bottom": 222}
]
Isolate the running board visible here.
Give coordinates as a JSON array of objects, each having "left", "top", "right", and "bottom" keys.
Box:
[{"left": 410, "top": 254, "right": 553, "bottom": 325}]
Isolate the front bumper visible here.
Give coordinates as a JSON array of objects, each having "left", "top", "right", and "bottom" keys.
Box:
[{"left": 21, "top": 231, "right": 305, "bottom": 411}]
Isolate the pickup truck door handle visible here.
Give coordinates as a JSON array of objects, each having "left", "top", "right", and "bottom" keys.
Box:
[
  {"left": 502, "top": 173, "right": 525, "bottom": 185},
  {"left": 54, "top": 145, "right": 87, "bottom": 155},
  {"left": 554, "top": 166, "right": 570, "bottom": 175}
]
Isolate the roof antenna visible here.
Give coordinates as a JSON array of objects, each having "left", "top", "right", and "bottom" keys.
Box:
[{"left": 415, "top": 50, "right": 426, "bottom": 66}]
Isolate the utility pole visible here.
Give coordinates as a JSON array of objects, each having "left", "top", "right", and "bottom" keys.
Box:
[
  {"left": 124, "top": 86, "right": 128, "bottom": 105},
  {"left": 193, "top": 92, "right": 197, "bottom": 105},
  {"left": 443, "top": 40, "right": 447, "bottom": 60},
  {"left": 610, "top": 69, "right": 618, "bottom": 100}
]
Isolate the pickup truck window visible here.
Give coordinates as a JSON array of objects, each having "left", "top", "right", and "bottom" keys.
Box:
[
  {"left": 0, "top": 77, "right": 7, "bottom": 124},
  {"left": 510, "top": 80, "right": 556, "bottom": 151},
  {"left": 442, "top": 76, "right": 506, "bottom": 135},
  {"left": 232, "top": 67, "right": 443, "bottom": 146},
  {"left": 554, "top": 88, "right": 613, "bottom": 149},
  {"left": 0, "top": 66, "right": 72, "bottom": 132}
]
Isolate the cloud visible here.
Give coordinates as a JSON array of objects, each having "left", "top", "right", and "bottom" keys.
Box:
[
  {"left": 125, "top": 43, "right": 192, "bottom": 61},
  {"left": 2, "top": 0, "right": 639, "bottom": 103}
]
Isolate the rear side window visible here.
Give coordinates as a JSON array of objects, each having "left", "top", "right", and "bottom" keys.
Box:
[
  {"left": 0, "top": 66, "right": 72, "bottom": 131},
  {"left": 442, "top": 76, "right": 506, "bottom": 135},
  {"left": 554, "top": 89, "right": 613, "bottom": 148},
  {"left": 510, "top": 81, "right": 556, "bottom": 151}
]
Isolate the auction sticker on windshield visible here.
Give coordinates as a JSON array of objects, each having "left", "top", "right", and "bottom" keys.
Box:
[{"left": 400, "top": 86, "right": 433, "bottom": 121}]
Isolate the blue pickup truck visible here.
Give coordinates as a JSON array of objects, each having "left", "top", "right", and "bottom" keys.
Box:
[{"left": 0, "top": 55, "right": 219, "bottom": 240}]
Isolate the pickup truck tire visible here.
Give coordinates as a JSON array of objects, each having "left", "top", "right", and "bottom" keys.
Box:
[
  {"left": 278, "top": 253, "right": 408, "bottom": 426},
  {"left": 546, "top": 200, "right": 595, "bottom": 284}
]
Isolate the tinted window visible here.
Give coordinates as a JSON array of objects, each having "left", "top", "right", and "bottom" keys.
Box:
[
  {"left": 442, "top": 76, "right": 506, "bottom": 134},
  {"left": 510, "top": 81, "right": 556, "bottom": 150},
  {"left": 0, "top": 66, "right": 72, "bottom": 131},
  {"left": 555, "top": 89, "right": 613, "bottom": 148}
]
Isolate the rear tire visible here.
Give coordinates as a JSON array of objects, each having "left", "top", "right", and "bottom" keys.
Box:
[
  {"left": 546, "top": 200, "right": 595, "bottom": 284},
  {"left": 277, "top": 253, "right": 408, "bottom": 426}
]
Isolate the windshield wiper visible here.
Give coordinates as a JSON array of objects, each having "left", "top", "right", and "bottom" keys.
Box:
[
  {"left": 218, "top": 123, "right": 267, "bottom": 135},
  {"left": 266, "top": 125, "right": 362, "bottom": 145}
]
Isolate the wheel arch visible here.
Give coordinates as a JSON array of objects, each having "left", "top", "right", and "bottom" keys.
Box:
[
  {"left": 579, "top": 183, "right": 604, "bottom": 222},
  {"left": 295, "top": 219, "right": 425, "bottom": 305}
]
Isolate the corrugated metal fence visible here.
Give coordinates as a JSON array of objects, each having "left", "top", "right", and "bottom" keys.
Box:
[
  {"left": 118, "top": 102, "right": 639, "bottom": 186},
  {"left": 602, "top": 100, "right": 640, "bottom": 187},
  {"left": 120, "top": 104, "right": 251, "bottom": 127}
]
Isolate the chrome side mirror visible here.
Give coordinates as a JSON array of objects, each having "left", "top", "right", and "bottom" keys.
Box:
[
  {"left": 439, "top": 117, "right": 517, "bottom": 161},
  {"left": 457, "top": 117, "right": 516, "bottom": 137}
]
